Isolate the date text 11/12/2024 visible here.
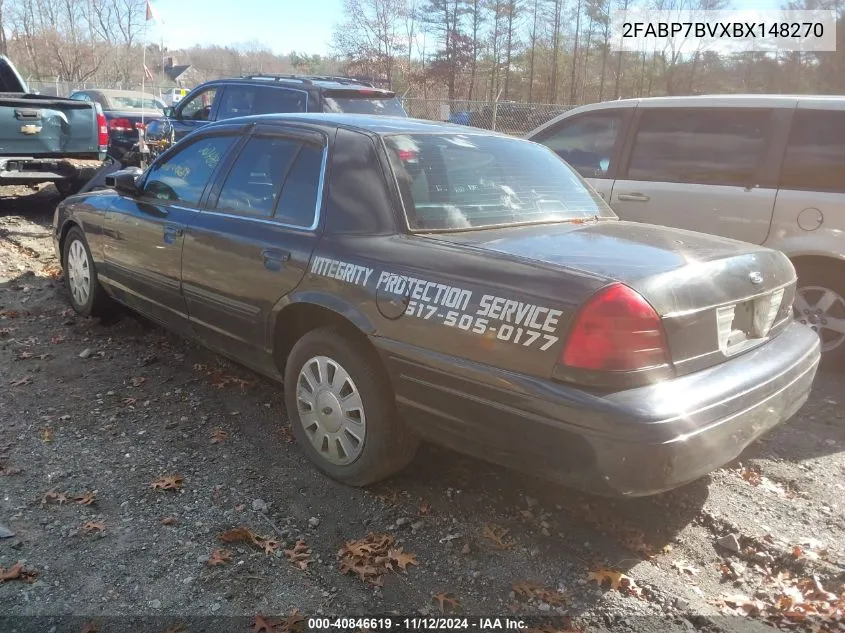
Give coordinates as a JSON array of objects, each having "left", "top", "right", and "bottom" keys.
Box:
[{"left": 307, "top": 617, "right": 531, "bottom": 630}]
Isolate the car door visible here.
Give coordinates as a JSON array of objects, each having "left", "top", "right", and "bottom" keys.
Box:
[
  {"left": 530, "top": 107, "right": 633, "bottom": 203},
  {"left": 171, "top": 85, "right": 221, "bottom": 141},
  {"left": 611, "top": 106, "right": 779, "bottom": 244},
  {"left": 102, "top": 130, "right": 240, "bottom": 334},
  {"left": 180, "top": 124, "right": 326, "bottom": 366}
]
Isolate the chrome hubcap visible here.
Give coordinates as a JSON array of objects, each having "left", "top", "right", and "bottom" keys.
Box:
[
  {"left": 794, "top": 285, "right": 845, "bottom": 352},
  {"left": 66, "top": 239, "right": 90, "bottom": 307},
  {"left": 296, "top": 355, "right": 366, "bottom": 465}
]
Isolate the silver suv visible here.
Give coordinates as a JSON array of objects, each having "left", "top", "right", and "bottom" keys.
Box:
[{"left": 529, "top": 95, "right": 845, "bottom": 365}]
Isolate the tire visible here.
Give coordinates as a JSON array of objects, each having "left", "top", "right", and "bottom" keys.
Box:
[
  {"left": 55, "top": 180, "right": 81, "bottom": 198},
  {"left": 62, "top": 226, "right": 112, "bottom": 318},
  {"left": 284, "top": 326, "right": 419, "bottom": 486},
  {"left": 793, "top": 261, "right": 845, "bottom": 368}
]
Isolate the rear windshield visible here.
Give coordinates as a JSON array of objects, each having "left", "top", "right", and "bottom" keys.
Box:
[
  {"left": 110, "top": 96, "right": 164, "bottom": 111},
  {"left": 323, "top": 92, "right": 407, "bottom": 116},
  {"left": 383, "top": 133, "right": 614, "bottom": 231}
]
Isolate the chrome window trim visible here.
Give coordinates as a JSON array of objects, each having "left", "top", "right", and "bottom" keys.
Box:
[
  {"left": 200, "top": 143, "right": 328, "bottom": 232},
  {"left": 662, "top": 279, "right": 794, "bottom": 319}
]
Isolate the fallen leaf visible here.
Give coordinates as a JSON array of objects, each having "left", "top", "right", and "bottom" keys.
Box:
[
  {"left": 419, "top": 502, "right": 432, "bottom": 515},
  {"left": 16, "top": 351, "right": 33, "bottom": 360},
  {"left": 0, "top": 463, "right": 23, "bottom": 476},
  {"left": 160, "top": 516, "right": 177, "bottom": 526},
  {"left": 50, "top": 335, "right": 66, "bottom": 344},
  {"left": 42, "top": 490, "right": 69, "bottom": 505},
  {"left": 0, "top": 562, "right": 37, "bottom": 583},
  {"left": 432, "top": 592, "right": 461, "bottom": 613},
  {"left": 9, "top": 376, "right": 31, "bottom": 387},
  {"left": 163, "top": 625, "right": 188, "bottom": 633},
  {"left": 586, "top": 568, "right": 641, "bottom": 596},
  {"left": 73, "top": 492, "right": 97, "bottom": 506},
  {"left": 122, "top": 397, "right": 138, "bottom": 406},
  {"left": 210, "top": 428, "right": 229, "bottom": 444},
  {"left": 482, "top": 525, "right": 515, "bottom": 549},
  {"left": 219, "top": 526, "right": 278, "bottom": 556},
  {"left": 280, "top": 609, "right": 305, "bottom": 633},
  {"left": 278, "top": 427, "right": 295, "bottom": 444},
  {"left": 81, "top": 521, "right": 105, "bottom": 534},
  {"left": 252, "top": 615, "right": 281, "bottom": 633},
  {"left": 513, "top": 581, "right": 567, "bottom": 606},
  {"left": 150, "top": 474, "right": 183, "bottom": 490},
  {"left": 80, "top": 622, "right": 100, "bottom": 633},
  {"left": 129, "top": 376, "right": 146, "bottom": 387},
  {"left": 207, "top": 548, "right": 232, "bottom": 567},
  {"left": 388, "top": 548, "right": 419, "bottom": 571},
  {"left": 40, "top": 427, "right": 53, "bottom": 442},
  {"left": 284, "top": 540, "right": 313, "bottom": 570}
]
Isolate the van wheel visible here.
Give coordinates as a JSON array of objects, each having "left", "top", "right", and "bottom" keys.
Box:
[
  {"left": 793, "top": 261, "right": 845, "bottom": 367},
  {"left": 284, "top": 327, "right": 419, "bottom": 486}
]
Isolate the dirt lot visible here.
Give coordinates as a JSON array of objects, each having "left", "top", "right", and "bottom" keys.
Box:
[{"left": 1, "top": 186, "right": 844, "bottom": 633}]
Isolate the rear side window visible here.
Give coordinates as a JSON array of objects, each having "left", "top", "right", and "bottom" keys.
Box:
[
  {"left": 215, "top": 137, "right": 301, "bottom": 216},
  {"left": 217, "top": 86, "right": 307, "bottom": 120},
  {"left": 323, "top": 92, "right": 406, "bottom": 116},
  {"left": 276, "top": 144, "right": 324, "bottom": 228},
  {"left": 143, "top": 135, "right": 235, "bottom": 204},
  {"left": 626, "top": 108, "right": 771, "bottom": 186},
  {"left": 780, "top": 110, "right": 845, "bottom": 193},
  {"left": 535, "top": 111, "right": 624, "bottom": 178}
]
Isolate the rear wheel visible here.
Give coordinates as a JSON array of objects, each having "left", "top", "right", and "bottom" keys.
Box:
[
  {"left": 284, "top": 326, "right": 418, "bottom": 486},
  {"left": 62, "top": 227, "right": 112, "bottom": 318},
  {"left": 793, "top": 261, "right": 845, "bottom": 367}
]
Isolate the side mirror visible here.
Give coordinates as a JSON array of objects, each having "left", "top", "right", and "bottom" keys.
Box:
[
  {"left": 163, "top": 106, "right": 176, "bottom": 118},
  {"left": 105, "top": 167, "right": 143, "bottom": 195}
]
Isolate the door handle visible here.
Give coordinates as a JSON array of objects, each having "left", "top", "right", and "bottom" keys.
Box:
[
  {"left": 262, "top": 248, "right": 291, "bottom": 271},
  {"left": 617, "top": 192, "right": 651, "bottom": 202}
]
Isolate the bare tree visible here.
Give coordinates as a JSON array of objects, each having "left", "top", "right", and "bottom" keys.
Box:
[
  {"left": 332, "top": 0, "right": 408, "bottom": 86},
  {"left": 502, "top": 0, "right": 520, "bottom": 98}
]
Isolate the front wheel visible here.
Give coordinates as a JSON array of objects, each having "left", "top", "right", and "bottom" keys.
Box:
[
  {"left": 62, "top": 227, "right": 112, "bottom": 318},
  {"left": 793, "top": 261, "right": 845, "bottom": 367},
  {"left": 284, "top": 327, "right": 419, "bottom": 486}
]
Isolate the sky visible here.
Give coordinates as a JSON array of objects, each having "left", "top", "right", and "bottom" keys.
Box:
[
  {"left": 150, "top": 0, "right": 344, "bottom": 56},
  {"left": 148, "top": 0, "right": 791, "bottom": 57}
]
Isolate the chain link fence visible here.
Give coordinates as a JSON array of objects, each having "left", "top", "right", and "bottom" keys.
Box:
[{"left": 401, "top": 98, "right": 578, "bottom": 135}]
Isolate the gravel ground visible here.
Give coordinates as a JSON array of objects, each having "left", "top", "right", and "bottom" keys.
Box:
[{"left": 1, "top": 185, "right": 843, "bottom": 633}]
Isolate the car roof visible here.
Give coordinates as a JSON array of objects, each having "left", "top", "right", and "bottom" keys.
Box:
[
  {"left": 212, "top": 75, "right": 395, "bottom": 95},
  {"left": 213, "top": 112, "right": 514, "bottom": 136}
]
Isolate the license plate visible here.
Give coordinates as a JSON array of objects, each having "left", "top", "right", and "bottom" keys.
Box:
[{"left": 717, "top": 288, "right": 785, "bottom": 354}]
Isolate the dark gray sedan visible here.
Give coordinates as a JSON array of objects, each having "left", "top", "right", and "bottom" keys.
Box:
[{"left": 52, "top": 114, "right": 820, "bottom": 496}]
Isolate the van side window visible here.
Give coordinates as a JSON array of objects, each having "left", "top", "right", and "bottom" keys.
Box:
[
  {"left": 626, "top": 108, "right": 770, "bottom": 186},
  {"left": 536, "top": 111, "right": 623, "bottom": 178},
  {"left": 780, "top": 110, "right": 845, "bottom": 194}
]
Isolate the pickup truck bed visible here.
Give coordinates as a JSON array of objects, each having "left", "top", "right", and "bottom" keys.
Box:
[{"left": 0, "top": 58, "right": 106, "bottom": 195}]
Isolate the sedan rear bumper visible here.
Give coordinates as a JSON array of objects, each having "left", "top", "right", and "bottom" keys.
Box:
[{"left": 379, "top": 321, "right": 820, "bottom": 497}]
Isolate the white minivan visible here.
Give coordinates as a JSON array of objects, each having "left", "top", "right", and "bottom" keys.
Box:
[{"left": 529, "top": 95, "right": 845, "bottom": 365}]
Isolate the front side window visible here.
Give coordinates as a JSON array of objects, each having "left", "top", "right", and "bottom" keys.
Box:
[
  {"left": 626, "top": 108, "right": 771, "bottom": 186},
  {"left": 215, "top": 137, "right": 301, "bottom": 216},
  {"left": 780, "top": 110, "right": 845, "bottom": 193},
  {"left": 384, "top": 133, "right": 613, "bottom": 231},
  {"left": 179, "top": 88, "right": 218, "bottom": 121},
  {"left": 143, "top": 135, "right": 235, "bottom": 204},
  {"left": 536, "top": 111, "right": 624, "bottom": 178}
]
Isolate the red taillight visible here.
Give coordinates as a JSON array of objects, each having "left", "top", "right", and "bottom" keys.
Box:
[
  {"left": 109, "top": 118, "right": 133, "bottom": 132},
  {"left": 397, "top": 149, "right": 417, "bottom": 161},
  {"left": 96, "top": 110, "right": 109, "bottom": 148},
  {"left": 561, "top": 283, "right": 669, "bottom": 372}
]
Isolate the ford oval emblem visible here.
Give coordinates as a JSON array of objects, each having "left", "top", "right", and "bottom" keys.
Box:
[{"left": 749, "top": 271, "right": 764, "bottom": 285}]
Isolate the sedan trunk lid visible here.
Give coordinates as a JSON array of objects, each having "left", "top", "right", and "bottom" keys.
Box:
[{"left": 434, "top": 219, "right": 797, "bottom": 376}]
